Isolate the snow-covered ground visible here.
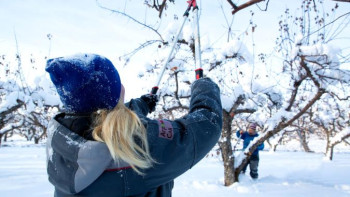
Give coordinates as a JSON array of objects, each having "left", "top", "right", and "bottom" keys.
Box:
[{"left": 0, "top": 137, "right": 349, "bottom": 197}]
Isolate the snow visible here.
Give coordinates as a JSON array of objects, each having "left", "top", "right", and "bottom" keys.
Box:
[
  {"left": 0, "top": 0, "right": 349, "bottom": 196},
  {"left": 0, "top": 91, "right": 23, "bottom": 113},
  {"left": 0, "top": 137, "right": 349, "bottom": 197},
  {"left": 49, "top": 53, "right": 99, "bottom": 68},
  {"left": 221, "top": 40, "right": 253, "bottom": 64},
  {"left": 331, "top": 127, "right": 350, "bottom": 144},
  {"left": 175, "top": 151, "right": 350, "bottom": 197},
  {"left": 292, "top": 43, "right": 341, "bottom": 64},
  {"left": 163, "top": 22, "right": 181, "bottom": 42},
  {"left": 264, "top": 108, "right": 292, "bottom": 131},
  {"left": 0, "top": 120, "right": 23, "bottom": 135}
]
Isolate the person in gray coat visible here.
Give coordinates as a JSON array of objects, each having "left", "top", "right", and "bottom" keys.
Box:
[{"left": 45, "top": 53, "right": 223, "bottom": 197}]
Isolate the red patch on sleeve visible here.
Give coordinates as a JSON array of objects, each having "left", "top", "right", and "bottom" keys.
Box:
[{"left": 157, "top": 120, "right": 174, "bottom": 140}]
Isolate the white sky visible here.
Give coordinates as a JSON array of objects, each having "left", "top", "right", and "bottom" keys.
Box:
[
  {"left": 0, "top": 0, "right": 304, "bottom": 58},
  {"left": 0, "top": 0, "right": 147, "bottom": 59},
  {"left": 1, "top": 0, "right": 349, "bottom": 99},
  {"left": 2, "top": 0, "right": 349, "bottom": 57}
]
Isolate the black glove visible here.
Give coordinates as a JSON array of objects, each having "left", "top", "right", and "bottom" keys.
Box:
[{"left": 140, "top": 94, "right": 159, "bottom": 113}]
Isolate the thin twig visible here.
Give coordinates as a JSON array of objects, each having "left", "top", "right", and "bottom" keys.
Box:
[
  {"left": 232, "top": 0, "right": 264, "bottom": 15},
  {"left": 96, "top": 0, "right": 164, "bottom": 41}
]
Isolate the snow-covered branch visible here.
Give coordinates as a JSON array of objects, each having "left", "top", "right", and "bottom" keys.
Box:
[{"left": 330, "top": 127, "right": 350, "bottom": 145}]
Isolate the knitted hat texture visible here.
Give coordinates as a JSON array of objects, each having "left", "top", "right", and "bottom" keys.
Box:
[
  {"left": 46, "top": 53, "right": 121, "bottom": 113},
  {"left": 249, "top": 123, "right": 257, "bottom": 131}
]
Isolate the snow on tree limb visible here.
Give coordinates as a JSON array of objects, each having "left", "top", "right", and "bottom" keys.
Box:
[
  {"left": 0, "top": 119, "right": 24, "bottom": 135},
  {"left": 330, "top": 127, "right": 350, "bottom": 145}
]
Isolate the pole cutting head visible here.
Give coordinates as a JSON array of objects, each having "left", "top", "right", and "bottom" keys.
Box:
[{"left": 187, "top": 0, "right": 197, "bottom": 8}]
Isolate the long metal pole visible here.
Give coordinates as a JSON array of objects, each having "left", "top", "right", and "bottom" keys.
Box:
[
  {"left": 150, "top": 1, "right": 195, "bottom": 94},
  {"left": 151, "top": 0, "right": 198, "bottom": 94},
  {"left": 193, "top": 7, "right": 202, "bottom": 70},
  {"left": 193, "top": 4, "right": 203, "bottom": 79},
  {"left": 151, "top": 16, "right": 188, "bottom": 94}
]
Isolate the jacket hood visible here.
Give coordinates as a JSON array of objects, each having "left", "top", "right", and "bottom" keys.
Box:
[{"left": 46, "top": 115, "right": 129, "bottom": 194}]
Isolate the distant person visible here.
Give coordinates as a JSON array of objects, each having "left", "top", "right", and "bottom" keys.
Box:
[
  {"left": 236, "top": 123, "right": 264, "bottom": 179},
  {"left": 45, "top": 53, "right": 223, "bottom": 197}
]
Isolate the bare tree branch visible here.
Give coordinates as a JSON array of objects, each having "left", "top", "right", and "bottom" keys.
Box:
[
  {"left": 286, "top": 75, "right": 307, "bottom": 111},
  {"left": 234, "top": 108, "right": 257, "bottom": 114},
  {"left": 328, "top": 91, "right": 350, "bottom": 101},
  {"left": 119, "top": 40, "right": 162, "bottom": 63},
  {"left": 344, "top": 139, "right": 350, "bottom": 145},
  {"left": 0, "top": 100, "right": 24, "bottom": 120},
  {"left": 226, "top": 0, "right": 238, "bottom": 9},
  {"left": 96, "top": 0, "right": 164, "bottom": 41},
  {"left": 286, "top": 89, "right": 325, "bottom": 127},
  {"left": 231, "top": 0, "right": 264, "bottom": 15},
  {"left": 309, "top": 11, "right": 350, "bottom": 38},
  {"left": 300, "top": 56, "right": 321, "bottom": 88},
  {"left": 332, "top": 0, "right": 350, "bottom": 2},
  {"left": 158, "top": 0, "right": 167, "bottom": 18}
]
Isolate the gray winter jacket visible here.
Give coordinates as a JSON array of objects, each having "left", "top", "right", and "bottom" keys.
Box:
[{"left": 46, "top": 78, "right": 222, "bottom": 197}]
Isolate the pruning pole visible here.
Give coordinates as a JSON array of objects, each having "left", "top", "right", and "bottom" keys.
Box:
[
  {"left": 233, "top": 136, "right": 242, "bottom": 152},
  {"left": 233, "top": 131, "right": 243, "bottom": 152},
  {"left": 151, "top": 0, "right": 197, "bottom": 95},
  {"left": 192, "top": 2, "right": 203, "bottom": 80}
]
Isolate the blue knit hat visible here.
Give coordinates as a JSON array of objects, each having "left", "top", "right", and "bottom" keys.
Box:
[
  {"left": 249, "top": 123, "right": 257, "bottom": 131},
  {"left": 46, "top": 53, "right": 121, "bottom": 113}
]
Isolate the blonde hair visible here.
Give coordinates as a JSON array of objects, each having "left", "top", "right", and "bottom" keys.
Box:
[{"left": 92, "top": 102, "right": 154, "bottom": 174}]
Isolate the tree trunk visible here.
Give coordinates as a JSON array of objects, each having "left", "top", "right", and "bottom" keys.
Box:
[
  {"left": 325, "top": 130, "right": 331, "bottom": 157},
  {"left": 344, "top": 140, "right": 350, "bottom": 146},
  {"left": 272, "top": 133, "right": 286, "bottom": 152},
  {"left": 219, "top": 111, "right": 235, "bottom": 186},
  {"left": 234, "top": 155, "right": 250, "bottom": 182},
  {"left": 233, "top": 166, "right": 240, "bottom": 182},
  {"left": 326, "top": 132, "right": 350, "bottom": 160},
  {"left": 0, "top": 133, "right": 2, "bottom": 147},
  {"left": 298, "top": 130, "right": 312, "bottom": 152},
  {"left": 4, "top": 132, "right": 7, "bottom": 142},
  {"left": 272, "top": 143, "right": 278, "bottom": 152},
  {"left": 328, "top": 145, "right": 334, "bottom": 160}
]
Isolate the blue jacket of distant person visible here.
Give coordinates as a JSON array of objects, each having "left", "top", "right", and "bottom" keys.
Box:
[{"left": 236, "top": 130, "right": 264, "bottom": 157}]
